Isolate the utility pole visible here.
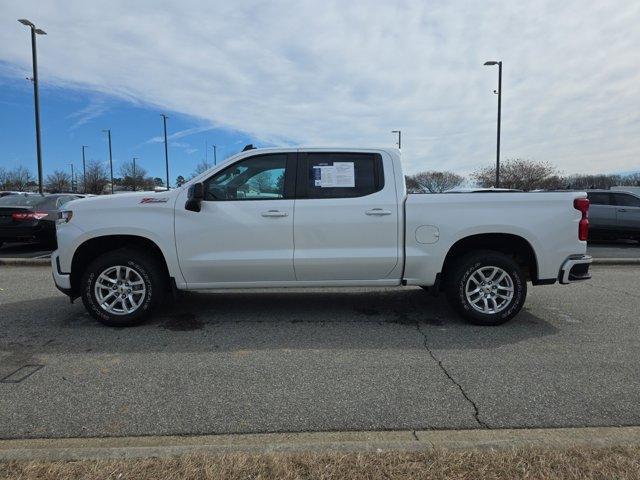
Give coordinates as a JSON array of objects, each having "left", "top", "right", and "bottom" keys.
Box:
[
  {"left": 484, "top": 60, "right": 502, "bottom": 187},
  {"left": 69, "top": 163, "right": 75, "bottom": 192},
  {"left": 213, "top": 145, "right": 217, "bottom": 165},
  {"left": 18, "top": 19, "right": 46, "bottom": 194},
  {"left": 160, "top": 114, "right": 170, "bottom": 189},
  {"left": 132, "top": 156, "right": 138, "bottom": 191},
  {"left": 103, "top": 129, "right": 114, "bottom": 193},
  {"left": 81, "top": 145, "right": 87, "bottom": 193},
  {"left": 391, "top": 130, "right": 401, "bottom": 149}
]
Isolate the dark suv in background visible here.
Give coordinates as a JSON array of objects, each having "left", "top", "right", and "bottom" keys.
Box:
[{"left": 587, "top": 190, "right": 640, "bottom": 241}]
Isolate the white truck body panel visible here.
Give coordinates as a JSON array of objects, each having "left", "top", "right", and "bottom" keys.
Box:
[{"left": 53, "top": 147, "right": 588, "bottom": 296}]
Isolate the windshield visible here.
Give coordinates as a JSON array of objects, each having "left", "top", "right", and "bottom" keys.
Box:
[{"left": 0, "top": 194, "right": 47, "bottom": 207}]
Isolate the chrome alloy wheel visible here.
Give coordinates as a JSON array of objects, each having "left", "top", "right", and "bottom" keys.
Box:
[
  {"left": 465, "top": 266, "right": 514, "bottom": 314},
  {"left": 94, "top": 265, "right": 146, "bottom": 315}
]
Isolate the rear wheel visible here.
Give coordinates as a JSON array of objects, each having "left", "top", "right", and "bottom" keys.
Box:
[
  {"left": 81, "top": 248, "right": 166, "bottom": 327},
  {"left": 445, "top": 250, "right": 526, "bottom": 326}
]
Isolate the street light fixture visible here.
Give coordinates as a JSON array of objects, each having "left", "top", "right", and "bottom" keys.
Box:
[
  {"left": 102, "top": 129, "right": 114, "bottom": 194},
  {"left": 160, "top": 114, "right": 170, "bottom": 189},
  {"left": 18, "top": 19, "right": 46, "bottom": 195},
  {"left": 484, "top": 60, "right": 502, "bottom": 188},
  {"left": 391, "top": 130, "right": 401, "bottom": 149}
]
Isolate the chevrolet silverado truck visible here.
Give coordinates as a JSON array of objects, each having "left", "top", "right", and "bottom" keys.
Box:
[{"left": 52, "top": 147, "right": 592, "bottom": 327}]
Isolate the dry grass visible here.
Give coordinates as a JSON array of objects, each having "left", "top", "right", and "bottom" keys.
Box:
[{"left": 2, "top": 446, "right": 640, "bottom": 480}]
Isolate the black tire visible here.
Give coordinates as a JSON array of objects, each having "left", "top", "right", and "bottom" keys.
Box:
[
  {"left": 81, "top": 248, "right": 166, "bottom": 327},
  {"left": 445, "top": 250, "right": 527, "bottom": 326}
]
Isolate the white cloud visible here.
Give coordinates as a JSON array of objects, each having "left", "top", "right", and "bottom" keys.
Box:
[
  {"left": 66, "top": 97, "right": 109, "bottom": 129},
  {"left": 1, "top": 0, "right": 639, "bottom": 174}
]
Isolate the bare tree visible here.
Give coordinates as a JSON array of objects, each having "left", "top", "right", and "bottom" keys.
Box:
[
  {"left": 408, "top": 170, "right": 465, "bottom": 193},
  {"left": 405, "top": 175, "right": 421, "bottom": 193},
  {"left": 45, "top": 170, "right": 72, "bottom": 193},
  {"left": 119, "top": 161, "right": 154, "bottom": 191},
  {"left": 191, "top": 160, "right": 212, "bottom": 178},
  {"left": 84, "top": 161, "right": 109, "bottom": 194},
  {"left": 473, "top": 159, "right": 559, "bottom": 191},
  {"left": 1, "top": 166, "right": 33, "bottom": 191},
  {"left": 0, "top": 167, "right": 7, "bottom": 189}
]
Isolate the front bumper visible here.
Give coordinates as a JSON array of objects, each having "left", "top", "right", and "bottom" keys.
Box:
[
  {"left": 51, "top": 251, "right": 72, "bottom": 293},
  {"left": 559, "top": 254, "right": 592, "bottom": 284}
]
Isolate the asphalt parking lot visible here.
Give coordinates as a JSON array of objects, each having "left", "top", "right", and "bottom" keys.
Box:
[{"left": 0, "top": 264, "right": 638, "bottom": 440}]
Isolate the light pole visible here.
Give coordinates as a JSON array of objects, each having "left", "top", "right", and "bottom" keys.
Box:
[
  {"left": 484, "top": 60, "right": 502, "bottom": 188},
  {"left": 160, "top": 114, "right": 170, "bottom": 189},
  {"left": 102, "top": 129, "right": 114, "bottom": 193},
  {"left": 132, "top": 156, "right": 138, "bottom": 192},
  {"left": 212, "top": 145, "right": 217, "bottom": 165},
  {"left": 69, "top": 163, "right": 75, "bottom": 192},
  {"left": 18, "top": 19, "right": 46, "bottom": 195},
  {"left": 391, "top": 130, "right": 401, "bottom": 149},
  {"left": 81, "top": 145, "right": 87, "bottom": 193}
]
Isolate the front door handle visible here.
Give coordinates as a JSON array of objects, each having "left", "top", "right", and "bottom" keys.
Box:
[
  {"left": 261, "top": 210, "right": 288, "bottom": 218},
  {"left": 617, "top": 208, "right": 627, "bottom": 212},
  {"left": 365, "top": 208, "right": 392, "bottom": 216}
]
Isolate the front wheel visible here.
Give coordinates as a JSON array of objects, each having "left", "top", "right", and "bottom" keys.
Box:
[
  {"left": 81, "top": 249, "right": 166, "bottom": 327},
  {"left": 445, "top": 251, "right": 527, "bottom": 326}
]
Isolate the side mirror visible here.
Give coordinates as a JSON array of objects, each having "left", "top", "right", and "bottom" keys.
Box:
[{"left": 185, "top": 182, "right": 204, "bottom": 212}]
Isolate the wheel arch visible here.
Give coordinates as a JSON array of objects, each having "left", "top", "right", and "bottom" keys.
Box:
[
  {"left": 70, "top": 234, "right": 170, "bottom": 296},
  {"left": 439, "top": 233, "right": 539, "bottom": 287}
]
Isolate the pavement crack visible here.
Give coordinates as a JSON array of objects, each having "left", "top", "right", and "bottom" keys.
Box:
[
  {"left": 414, "top": 322, "right": 490, "bottom": 429},
  {"left": 411, "top": 430, "right": 419, "bottom": 441}
]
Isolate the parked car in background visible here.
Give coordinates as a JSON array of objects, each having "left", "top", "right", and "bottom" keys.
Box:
[
  {"left": 0, "top": 193, "right": 84, "bottom": 248},
  {"left": 0, "top": 191, "right": 29, "bottom": 197},
  {"left": 587, "top": 190, "right": 640, "bottom": 241}
]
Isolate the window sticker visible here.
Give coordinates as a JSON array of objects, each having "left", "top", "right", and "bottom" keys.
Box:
[
  {"left": 334, "top": 162, "right": 355, "bottom": 187},
  {"left": 312, "top": 162, "right": 355, "bottom": 188}
]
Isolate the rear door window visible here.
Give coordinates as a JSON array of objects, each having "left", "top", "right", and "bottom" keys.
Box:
[
  {"left": 298, "top": 153, "right": 383, "bottom": 199},
  {"left": 613, "top": 193, "right": 640, "bottom": 207}
]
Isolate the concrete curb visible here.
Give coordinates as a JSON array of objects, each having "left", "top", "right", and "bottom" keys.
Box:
[
  {"left": 0, "top": 426, "right": 639, "bottom": 461},
  {"left": 0, "top": 258, "right": 50, "bottom": 266},
  {"left": 1, "top": 257, "right": 639, "bottom": 268}
]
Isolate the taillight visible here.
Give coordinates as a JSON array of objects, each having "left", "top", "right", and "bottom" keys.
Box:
[
  {"left": 12, "top": 211, "right": 48, "bottom": 221},
  {"left": 574, "top": 198, "right": 589, "bottom": 241}
]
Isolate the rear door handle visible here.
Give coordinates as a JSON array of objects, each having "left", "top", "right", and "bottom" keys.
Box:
[
  {"left": 365, "top": 208, "right": 392, "bottom": 216},
  {"left": 617, "top": 208, "right": 627, "bottom": 212},
  {"left": 261, "top": 210, "right": 288, "bottom": 218}
]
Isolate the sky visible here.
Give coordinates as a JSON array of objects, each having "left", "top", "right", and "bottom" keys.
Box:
[{"left": 1, "top": 0, "right": 639, "bottom": 182}]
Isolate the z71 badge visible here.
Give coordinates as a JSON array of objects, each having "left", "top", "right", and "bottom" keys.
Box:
[{"left": 140, "top": 197, "right": 169, "bottom": 204}]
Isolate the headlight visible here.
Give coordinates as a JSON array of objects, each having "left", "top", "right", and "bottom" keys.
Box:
[{"left": 57, "top": 210, "right": 73, "bottom": 224}]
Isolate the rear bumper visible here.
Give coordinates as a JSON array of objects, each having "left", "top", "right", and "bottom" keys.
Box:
[
  {"left": 559, "top": 254, "right": 592, "bottom": 285},
  {"left": 51, "top": 251, "right": 72, "bottom": 294},
  {"left": 0, "top": 223, "right": 53, "bottom": 242}
]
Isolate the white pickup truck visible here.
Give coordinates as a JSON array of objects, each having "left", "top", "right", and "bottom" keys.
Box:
[{"left": 52, "top": 147, "right": 592, "bottom": 327}]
